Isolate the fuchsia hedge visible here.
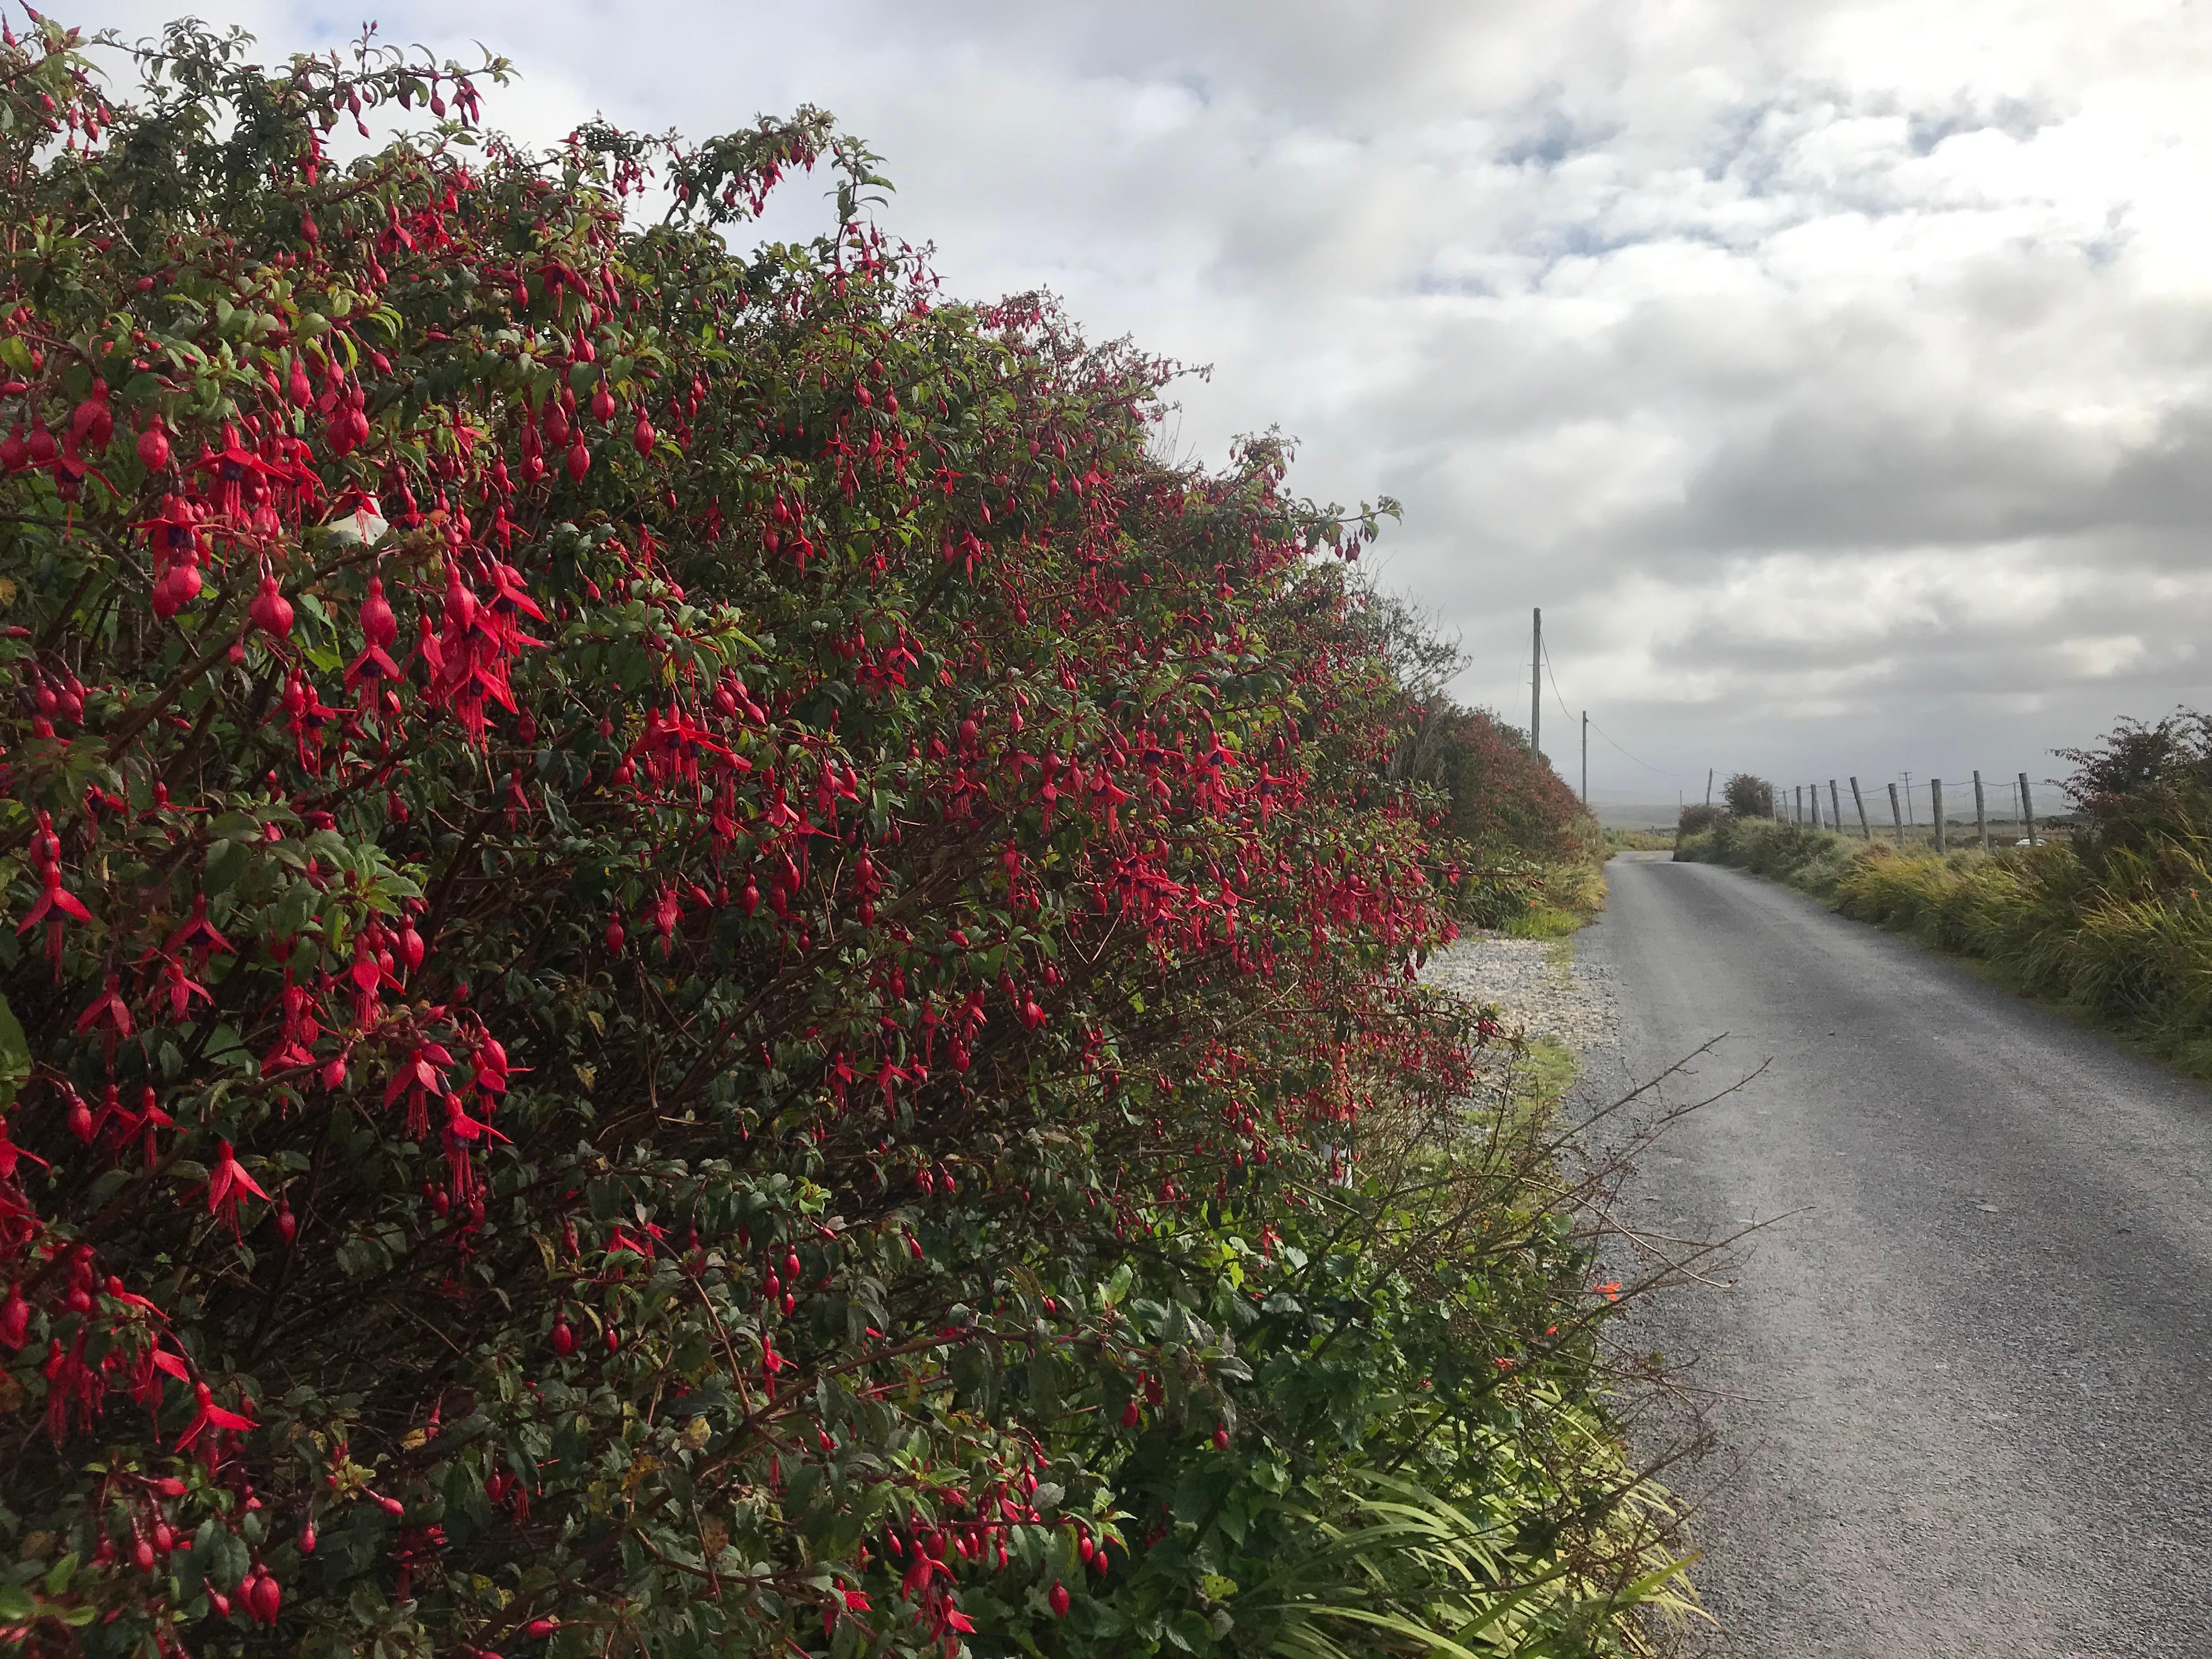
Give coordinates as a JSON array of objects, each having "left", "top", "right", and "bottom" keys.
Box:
[{"left": 0, "top": 17, "right": 1616, "bottom": 1659}]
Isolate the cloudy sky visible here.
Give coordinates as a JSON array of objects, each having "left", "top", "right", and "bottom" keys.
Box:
[{"left": 85, "top": 0, "right": 2212, "bottom": 808}]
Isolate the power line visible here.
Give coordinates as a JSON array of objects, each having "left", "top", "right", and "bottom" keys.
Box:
[
  {"left": 1540, "top": 636, "right": 1575, "bottom": 727},
  {"left": 1541, "top": 638, "right": 1681, "bottom": 780}
]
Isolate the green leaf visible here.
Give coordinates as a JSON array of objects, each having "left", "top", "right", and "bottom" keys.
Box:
[{"left": 0, "top": 993, "right": 27, "bottom": 1108}]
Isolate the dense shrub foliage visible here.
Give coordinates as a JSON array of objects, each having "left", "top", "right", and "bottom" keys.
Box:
[
  {"left": 0, "top": 17, "right": 1686, "bottom": 1659},
  {"left": 1393, "top": 707, "right": 1596, "bottom": 929},
  {"left": 1412, "top": 710, "right": 1584, "bottom": 867},
  {"left": 2054, "top": 709, "right": 2212, "bottom": 863},
  {"left": 1717, "top": 776, "right": 1769, "bottom": 822}
]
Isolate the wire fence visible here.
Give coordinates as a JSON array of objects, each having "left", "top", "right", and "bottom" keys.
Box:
[{"left": 1757, "top": 771, "right": 2074, "bottom": 850}]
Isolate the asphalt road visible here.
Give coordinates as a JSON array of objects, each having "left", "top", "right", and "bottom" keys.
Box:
[{"left": 1585, "top": 854, "right": 2212, "bottom": 1656}]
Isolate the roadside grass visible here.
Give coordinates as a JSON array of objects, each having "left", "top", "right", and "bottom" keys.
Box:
[
  {"left": 1503, "top": 904, "right": 1586, "bottom": 940},
  {"left": 1606, "top": 828, "right": 1677, "bottom": 853},
  {"left": 1676, "top": 816, "right": 2212, "bottom": 1086},
  {"left": 1510, "top": 1035, "right": 1582, "bottom": 1111},
  {"left": 1500, "top": 838, "right": 1612, "bottom": 940}
]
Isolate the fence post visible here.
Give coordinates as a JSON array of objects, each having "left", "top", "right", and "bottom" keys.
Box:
[
  {"left": 1973, "top": 770, "right": 1988, "bottom": 851},
  {"left": 1810, "top": 784, "right": 1821, "bottom": 831},
  {"left": 2019, "top": 772, "right": 2036, "bottom": 846},
  {"left": 1830, "top": 779, "right": 1843, "bottom": 833},
  {"left": 1888, "top": 781, "right": 1905, "bottom": 845},
  {"left": 1850, "top": 776, "right": 1871, "bottom": 840},
  {"left": 1931, "top": 776, "right": 1945, "bottom": 854},
  {"left": 1794, "top": 784, "right": 1803, "bottom": 826}
]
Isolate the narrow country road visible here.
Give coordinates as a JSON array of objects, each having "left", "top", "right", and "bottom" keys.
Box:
[{"left": 1585, "top": 854, "right": 2212, "bottom": 1656}]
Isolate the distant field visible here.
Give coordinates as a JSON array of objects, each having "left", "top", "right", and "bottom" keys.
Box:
[{"left": 1588, "top": 799, "right": 1685, "bottom": 831}]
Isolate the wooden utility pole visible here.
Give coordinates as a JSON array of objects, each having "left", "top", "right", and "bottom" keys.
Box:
[
  {"left": 2019, "top": 772, "right": 2036, "bottom": 845},
  {"left": 1706, "top": 768, "right": 1714, "bottom": 807},
  {"left": 1931, "top": 776, "right": 1945, "bottom": 854},
  {"left": 1830, "top": 779, "right": 1843, "bottom": 832},
  {"left": 1581, "top": 710, "right": 1588, "bottom": 805},
  {"left": 1901, "top": 771, "right": 1915, "bottom": 828},
  {"left": 1887, "top": 781, "right": 1906, "bottom": 845},
  {"left": 1973, "top": 770, "right": 1988, "bottom": 850},
  {"left": 1850, "top": 776, "right": 1872, "bottom": 840},
  {"left": 1530, "top": 607, "right": 1541, "bottom": 764}
]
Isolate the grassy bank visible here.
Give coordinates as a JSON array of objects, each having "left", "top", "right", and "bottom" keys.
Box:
[{"left": 1676, "top": 816, "right": 2212, "bottom": 1078}]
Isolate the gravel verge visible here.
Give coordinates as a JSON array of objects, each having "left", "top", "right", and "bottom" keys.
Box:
[{"left": 1420, "top": 926, "right": 1620, "bottom": 1057}]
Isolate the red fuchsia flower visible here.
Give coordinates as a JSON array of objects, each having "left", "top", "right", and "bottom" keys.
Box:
[
  {"left": 280, "top": 671, "right": 338, "bottom": 771},
  {"left": 428, "top": 565, "right": 527, "bottom": 744},
  {"left": 345, "top": 630, "right": 406, "bottom": 712},
  {"left": 132, "top": 1088, "right": 174, "bottom": 1170},
  {"left": 398, "top": 914, "right": 426, "bottom": 973},
  {"left": 358, "top": 574, "right": 398, "bottom": 646},
  {"left": 127, "top": 1341, "right": 191, "bottom": 1413},
  {"left": 43, "top": 1334, "right": 99, "bottom": 1440},
  {"left": 249, "top": 572, "right": 295, "bottom": 640},
  {"left": 0, "top": 1283, "right": 30, "bottom": 1348},
  {"left": 74, "top": 973, "right": 132, "bottom": 1053},
  {"left": 205, "top": 1141, "right": 269, "bottom": 1232},
  {"left": 386, "top": 1040, "right": 455, "bottom": 1139},
  {"left": 651, "top": 885, "right": 681, "bottom": 955},
  {"left": 173, "top": 1379, "right": 255, "bottom": 1457},
  {"left": 136, "top": 414, "right": 171, "bottom": 471},
  {"left": 484, "top": 560, "right": 547, "bottom": 634},
  {"left": 18, "top": 855, "right": 94, "bottom": 976},
  {"left": 324, "top": 384, "right": 370, "bottom": 455},
  {"left": 471, "top": 1035, "right": 517, "bottom": 1097},
  {"left": 194, "top": 423, "right": 268, "bottom": 521},
  {"left": 258, "top": 972, "right": 324, "bottom": 1079},
  {"left": 162, "top": 892, "right": 234, "bottom": 964},
  {"left": 242, "top": 1564, "right": 281, "bottom": 1626},
  {"left": 66, "top": 379, "right": 113, "bottom": 455}
]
